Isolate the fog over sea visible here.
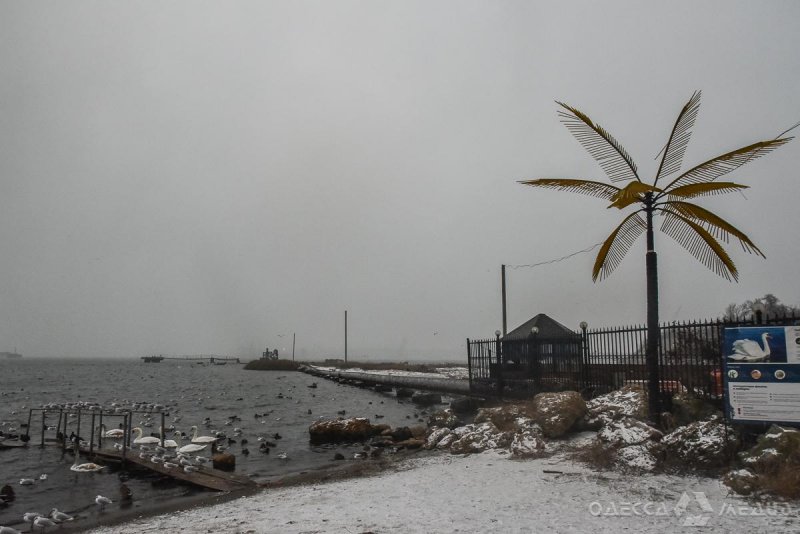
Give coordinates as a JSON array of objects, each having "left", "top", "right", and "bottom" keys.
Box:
[{"left": 0, "top": 358, "right": 425, "bottom": 531}]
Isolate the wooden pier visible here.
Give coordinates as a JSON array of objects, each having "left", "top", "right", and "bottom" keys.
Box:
[
  {"left": 18, "top": 407, "right": 256, "bottom": 492},
  {"left": 89, "top": 448, "right": 256, "bottom": 491},
  {"left": 141, "top": 355, "right": 241, "bottom": 364}
]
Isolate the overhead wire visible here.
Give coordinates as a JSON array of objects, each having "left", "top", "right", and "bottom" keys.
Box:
[{"left": 506, "top": 241, "right": 604, "bottom": 270}]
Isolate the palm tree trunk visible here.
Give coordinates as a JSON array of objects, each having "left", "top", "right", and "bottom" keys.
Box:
[{"left": 645, "top": 197, "right": 662, "bottom": 422}]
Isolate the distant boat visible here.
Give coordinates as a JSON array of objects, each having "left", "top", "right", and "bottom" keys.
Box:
[
  {"left": 1, "top": 350, "right": 22, "bottom": 359},
  {"left": 142, "top": 355, "right": 164, "bottom": 363}
]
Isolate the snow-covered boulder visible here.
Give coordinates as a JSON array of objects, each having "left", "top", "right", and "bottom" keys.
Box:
[
  {"left": 449, "top": 422, "right": 513, "bottom": 454},
  {"left": 530, "top": 391, "right": 587, "bottom": 438},
  {"left": 598, "top": 417, "right": 662, "bottom": 447},
  {"left": 723, "top": 469, "right": 759, "bottom": 496},
  {"left": 739, "top": 425, "right": 800, "bottom": 471},
  {"left": 661, "top": 415, "right": 738, "bottom": 468},
  {"left": 671, "top": 391, "right": 720, "bottom": 426},
  {"left": 474, "top": 405, "right": 525, "bottom": 431},
  {"left": 308, "top": 418, "right": 376, "bottom": 444},
  {"left": 509, "top": 426, "right": 546, "bottom": 459},
  {"left": 424, "top": 427, "right": 453, "bottom": 449},
  {"left": 427, "top": 409, "right": 461, "bottom": 430},
  {"left": 586, "top": 385, "right": 648, "bottom": 424}
]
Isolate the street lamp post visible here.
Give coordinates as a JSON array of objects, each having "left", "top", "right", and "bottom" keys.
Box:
[{"left": 495, "top": 329, "right": 503, "bottom": 398}]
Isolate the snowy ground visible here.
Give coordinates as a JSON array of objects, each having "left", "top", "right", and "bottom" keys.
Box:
[{"left": 86, "top": 448, "right": 799, "bottom": 534}]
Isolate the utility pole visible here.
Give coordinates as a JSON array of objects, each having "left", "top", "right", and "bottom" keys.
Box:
[
  {"left": 292, "top": 333, "right": 296, "bottom": 361},
  {"left": 344, "top": 310, "right": 348, "bottom": 363},
  {"left": 501, "top": 264, "right": 507, "bottom": 336}
]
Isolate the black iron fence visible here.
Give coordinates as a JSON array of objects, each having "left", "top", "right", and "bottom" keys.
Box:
[{"left": 467, "top": 312, "right": 800, "bottom": 404}]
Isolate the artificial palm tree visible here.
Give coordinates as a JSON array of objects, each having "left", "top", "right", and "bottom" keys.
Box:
[{"left": 520, "top": 91, "right": 794, "bottom": 420}]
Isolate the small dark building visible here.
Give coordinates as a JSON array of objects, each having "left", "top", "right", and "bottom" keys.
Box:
[{"left": 496, "top": 313, "right": 583, "bottom": 392}]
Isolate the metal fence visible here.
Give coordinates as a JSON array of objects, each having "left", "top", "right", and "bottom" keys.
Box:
[{"left": 468, "top": 312, "right": 800, "bottom": 403}]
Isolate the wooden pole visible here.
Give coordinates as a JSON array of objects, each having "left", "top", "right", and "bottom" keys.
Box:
[
  {"left": 98, "top": 412, "right": 104, "bottom": 449},
  {"left": 76, "top": 409, "right": 82, "bottom": 450},
  {"left": 292, "top": 333, "right": 296, "bottom": 361},
  {"left": 160, "top": 412, "right": 166, "bottom": 448},
  {"left": 40, "top": 410, "right": 46, "bottom": 447},
  {"left": 121, "top": 413, "right": 128, "bottom": 464},
  {"left": 56, "top": 410, "right": 63, "bottom": 445},
  {"left": 25, "top": 409, "right": 33, "bottom": 442},
  {"left": 344, "top": 310, "right": 348, "bottom": 363},
  {"left": 89, "top": 412, "right": 96, "bottom": 454}
]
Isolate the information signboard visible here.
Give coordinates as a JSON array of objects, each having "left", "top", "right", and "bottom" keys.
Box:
[{"left": 724, "top": 325, "right": 800, "bottom": 425}]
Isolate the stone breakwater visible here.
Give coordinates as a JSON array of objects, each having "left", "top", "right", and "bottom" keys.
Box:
[{"left": 299, "top": 364, "right": 472, "bottom": 396}]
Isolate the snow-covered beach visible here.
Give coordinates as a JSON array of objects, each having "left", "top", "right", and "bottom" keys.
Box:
[{"left": 86, "top": 447, "right": 799, "bottom": 534}]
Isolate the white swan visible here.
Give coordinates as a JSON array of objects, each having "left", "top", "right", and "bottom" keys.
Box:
[
  {"left": 158, "top": 427, "right": 179, "bottom": 449},
  {"left": 70, "top": 443, "right": 105, "bottom": 473},
  {"left": 131, "top": 427, "right": 160, "bottom": 447},
  {"left": 189, "top": 426, "right": 218, "bottom": 445},
  {"left": 99, "top": 424, "right": 125, "bottom": 439},
  {"left": 728, "top": 332, "right": 772, "bottom": 362},
  {"left": 177, "top": 443, "right": 207, "bottom": 454}
]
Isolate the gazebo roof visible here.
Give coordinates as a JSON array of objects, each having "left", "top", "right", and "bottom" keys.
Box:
[{"left": 504, "top": 313, "right": 575, "bottom": 340}]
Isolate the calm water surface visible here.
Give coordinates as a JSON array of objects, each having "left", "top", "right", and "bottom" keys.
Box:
[{"left": 0, "top": 358, "right": 427, "bottom": 531}]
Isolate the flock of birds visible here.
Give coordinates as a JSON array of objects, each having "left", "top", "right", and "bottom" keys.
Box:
[
  {"left": 3, "top": 409, "right": 292, "bottom": 532},
  {"left": 2, "top": 370, "right": 427, "bottom": 532}
]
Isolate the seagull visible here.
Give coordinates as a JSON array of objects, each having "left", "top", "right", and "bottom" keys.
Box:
[
  {"left": 22, "top": 512, "right": 40, "bottom": 524},
  {"left": 0, "top": 525, "right": 22, "bottom": 534},
  {"left": 49, "top": 509, "right": 73, "bottom": 523},
  {"left": 95, "top": 495, "right": 112, "bottom": 509},
  {"left": 33, "top": 516, "right": 57, "bottom": 531},
  {"left": 18, "top": 479, "right": 34, "bottom": 486}
]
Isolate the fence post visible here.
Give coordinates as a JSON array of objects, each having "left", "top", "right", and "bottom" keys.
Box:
[
  {"left": 466, "top": 339, "right": 473, "bottom": 392},
  {"left": 495, "top": 331, "right": 503, "bottom": 398},
  {"left": 580, "top": 322, "right": 589, "bottom": 394}
]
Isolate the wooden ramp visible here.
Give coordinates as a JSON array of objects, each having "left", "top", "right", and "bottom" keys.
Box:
[{"left": 91, "top": 449, "right": 257, "bottom": 492}]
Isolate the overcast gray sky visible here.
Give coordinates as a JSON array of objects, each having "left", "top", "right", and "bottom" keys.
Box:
[{"left": 1, "top": 1, "right": 799, "bottom": 360}]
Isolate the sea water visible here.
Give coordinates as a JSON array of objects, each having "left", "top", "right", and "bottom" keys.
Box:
[{"left": 0, "top": 358, "right": 426, "bottom": 530}]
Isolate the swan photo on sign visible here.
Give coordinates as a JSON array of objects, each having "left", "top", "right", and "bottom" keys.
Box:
[
  {"left": 724, "top": 326, "right": 800, "bottom": 364},
  {"left": 725, "top": 326, "right": 800, "bottom": 424}
]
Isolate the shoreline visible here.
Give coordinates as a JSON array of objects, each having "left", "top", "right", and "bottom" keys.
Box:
[{"left": 67, "top": 450, "right": 430, "bottom": 533}]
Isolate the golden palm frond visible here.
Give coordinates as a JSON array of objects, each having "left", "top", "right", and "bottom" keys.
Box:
[
  {"left": 663, "top": 137, "right": 793, "bottom": 190},
  {"left": 661, "top": 201, "right": 765, "bottom": 257},
  {"left": 608, "top": 182, "right": 661, "bottom": 210},
  {"left": 654, "top": 91, "right": 702, "bottom": 185},
  {"left": 660, "top": 211, "right": 737, "bottom": 281},
  {"left": 592, "top": 213, "right": 647, "bottom": 281},
  {"left": 518, "top": 178, "right": 621, "bottom": 201},
  {"left": 556, "top": 102, "right": 640, "bottom": 183},
  {"left": 662, "top": 182, "right": 749, "bottom": 200}
]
